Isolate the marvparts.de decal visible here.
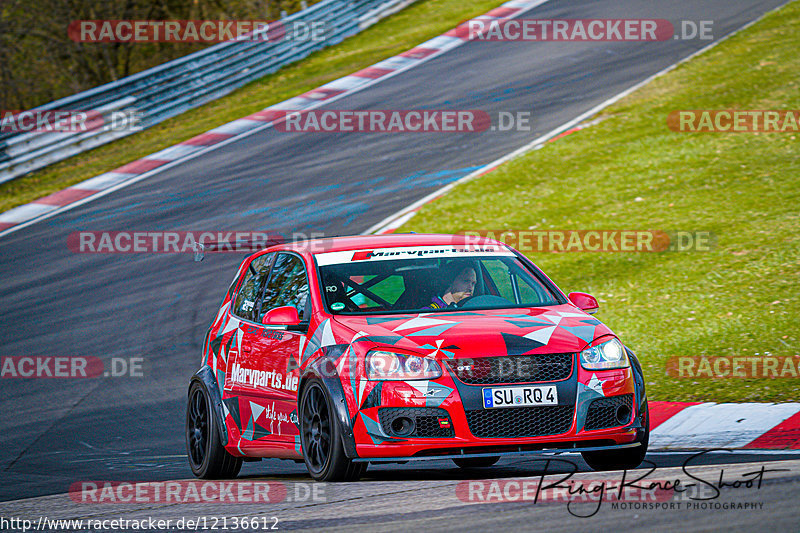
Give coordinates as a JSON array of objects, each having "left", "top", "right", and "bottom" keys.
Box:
[{"left": 230, "top": 364, "right": 299, "bottom": 392}]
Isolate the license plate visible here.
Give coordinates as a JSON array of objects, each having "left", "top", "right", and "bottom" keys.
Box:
[{"left": 482, "top": 385, "right": 558, "bottom": 409}]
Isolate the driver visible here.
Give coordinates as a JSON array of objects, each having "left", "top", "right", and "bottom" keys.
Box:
[{"left": 428, "top": 261, "right": 477, "bottom": 309}]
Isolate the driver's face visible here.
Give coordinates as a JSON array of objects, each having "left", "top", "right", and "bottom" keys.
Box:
[{"left": 449, "top": 268, "right": 477, "bottom": 297}]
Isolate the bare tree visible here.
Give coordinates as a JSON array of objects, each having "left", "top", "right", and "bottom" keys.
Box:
[{"left": 0, "top": 0, "right": 313, "bottom": 109}]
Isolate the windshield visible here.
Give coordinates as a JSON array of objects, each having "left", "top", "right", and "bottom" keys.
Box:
[{"left": 315, "top": 246, "right": 561, "bottom": 314}]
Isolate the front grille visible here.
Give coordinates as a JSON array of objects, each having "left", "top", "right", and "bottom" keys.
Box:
[
  {"left": 584, "top": 394, "right": 634, "bottom": 430},
  {"left": 448, "top": 354, "right": 573, "bottom": 385},
  {"left": 379, "top": 407, "right": 454, "bottom": 438},
  {"left": 465, "top": 405, "right": 574, "bottom": 438}
]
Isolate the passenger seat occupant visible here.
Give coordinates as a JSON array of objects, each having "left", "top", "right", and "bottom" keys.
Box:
[{"left": 429, "top": 261, "right": 477, "bottom": 309}]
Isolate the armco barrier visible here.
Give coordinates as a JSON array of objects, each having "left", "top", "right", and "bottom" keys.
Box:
[{"left": 0, "top": 0, "right": 418, "bottom": 184}]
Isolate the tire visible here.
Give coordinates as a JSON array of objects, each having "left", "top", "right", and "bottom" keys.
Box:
[
  {"left": 300, "top": 379, "right": 365, "bottom": 482},
  {"left": 452, "top": 456, "right": 500, "bottom": 469},
  {"left": 186, "top": 381, "right": 243, "bottom": 479},
  {"left": 582, "top": 401, "right": 649, "bottom": 471}
]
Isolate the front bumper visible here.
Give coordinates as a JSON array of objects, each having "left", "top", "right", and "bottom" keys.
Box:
[
  {"left": 352, "top": 356, "right": 643, "bottom": 459},
  {"left": 355, "top": 442, "right": 643, "bottom": 463}
]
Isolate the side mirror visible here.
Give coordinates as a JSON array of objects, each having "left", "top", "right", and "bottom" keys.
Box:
[
  {"left": 568, "top": 292, "right": 599, "bottom": 315},
  {"left": 262, "top": 306, "right": 300, "bottom": 325}
]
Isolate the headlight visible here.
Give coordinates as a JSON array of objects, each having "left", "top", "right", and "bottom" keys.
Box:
[
  {"left": 366, "top": 350, "right": 442, "bottom": 380},
  {"left": 579, "top": 338, "right": 629, "bottom": 370}
]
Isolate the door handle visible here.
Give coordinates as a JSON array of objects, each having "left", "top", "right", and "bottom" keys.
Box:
[{"left": 242, "top": 342, "right": 252, "bottom": 353}]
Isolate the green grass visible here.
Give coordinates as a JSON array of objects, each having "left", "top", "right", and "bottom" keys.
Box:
[
  {"left": 399, "top": 2, "right": 800, "bottom": 402},
  {"left": 0, "top": 0, "right": 504, "bottom": 213}
]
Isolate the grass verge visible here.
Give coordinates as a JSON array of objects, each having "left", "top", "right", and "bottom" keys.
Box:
[
  {"left": 399, "top": 2, "right": 800, "bottom": 402},
  {"left": 0, "top": 0, "right": 503, "bottom": 213}
]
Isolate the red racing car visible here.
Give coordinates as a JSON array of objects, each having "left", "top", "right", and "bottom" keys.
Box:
[{"left": 186, "top": 234, "right": 649, "bottom": 481}]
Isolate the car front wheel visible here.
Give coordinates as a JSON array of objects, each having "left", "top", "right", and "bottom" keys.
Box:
[{"left": 300, "top": 379, "right": 365, "bottom": 482}]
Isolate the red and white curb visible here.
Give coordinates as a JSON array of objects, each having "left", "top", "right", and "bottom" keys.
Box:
[
  {"left": 0, "top": 0, "right": 552, "bottom": 237},
  {"left": 650, "top": 402, "right": 800, "bottom": 450}
]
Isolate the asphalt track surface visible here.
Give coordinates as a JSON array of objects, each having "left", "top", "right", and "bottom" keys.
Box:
[
  {"left": 1, "top": 456, "right": 799, "bottom": 531},
  {"left": 0, "top": 0, "right": 796, "bottom": 526}
]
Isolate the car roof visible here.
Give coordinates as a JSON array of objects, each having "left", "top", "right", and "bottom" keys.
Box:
[{"left": 269, "top": 233, "right": 508, "bottom": 255}]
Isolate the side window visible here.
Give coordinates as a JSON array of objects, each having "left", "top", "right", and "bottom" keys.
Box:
[
  {"left": 262, "top": 253, "right": 309, "bottom": 321},
  {"left": 518, "top": 277, "right": 545, "bottom": 305},
  {"left": 482, "top": 260, "right": 515, "bottom": 301},
  {"left": 480, "top": 258, "right": 551, "bottom": 305},
  {"left": 233, "top": 253, "right": 273, "bottom": 320}
]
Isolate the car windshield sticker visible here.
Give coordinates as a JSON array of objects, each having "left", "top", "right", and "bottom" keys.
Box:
[{"left": 315, "top": 245, "right": 514, "bottom": 266}]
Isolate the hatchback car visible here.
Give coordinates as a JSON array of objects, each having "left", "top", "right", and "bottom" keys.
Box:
[{"left": 186, "top": 234, "right": 648, "bottom": 481}]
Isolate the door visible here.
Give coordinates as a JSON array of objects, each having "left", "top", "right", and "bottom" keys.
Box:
[
  {"left": 231, "top": 252, "right": 309, "bottom": 450},
  {"left": 223, "top": 252, "right": 277, "bottom": 448}
]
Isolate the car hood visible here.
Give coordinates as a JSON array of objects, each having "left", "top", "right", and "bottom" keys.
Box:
[{"left": 329, "top": 304, "right": 615, "bottom": 358}]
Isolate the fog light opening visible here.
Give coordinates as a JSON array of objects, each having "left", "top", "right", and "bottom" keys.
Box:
[
  {"left": 390, "top": 416, "right": 415, "bottom": 437},
  {"left": 616, "top": 405, "right": 632, "bottom": 425}
]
